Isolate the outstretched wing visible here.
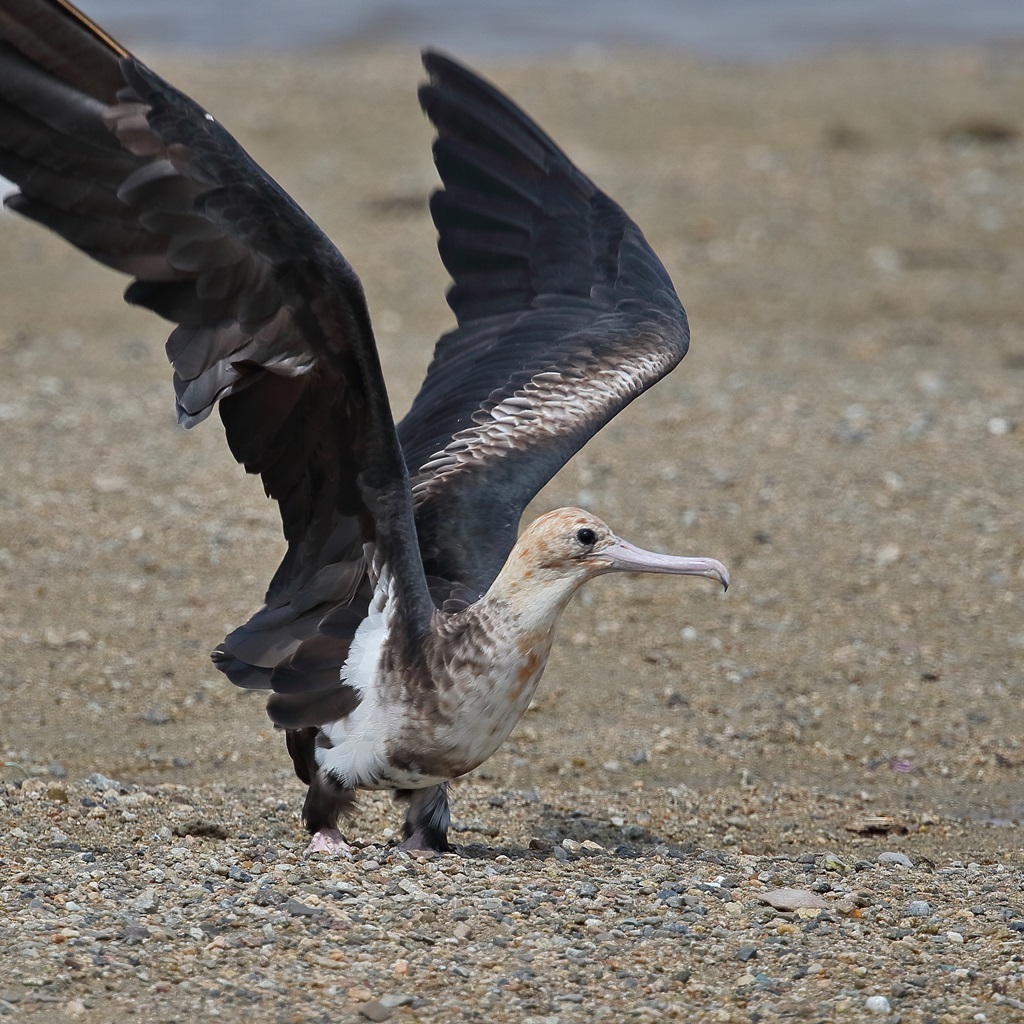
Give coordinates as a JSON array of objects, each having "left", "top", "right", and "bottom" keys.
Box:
[
  {"left": 0, "top": 0, "right": 431, "bottom": 713},
  {"left": 400, "top": 52, "right": 690, "bottom": 598}
]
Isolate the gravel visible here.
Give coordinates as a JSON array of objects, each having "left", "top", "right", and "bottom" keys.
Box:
[{"left": 2, "top": 775, "right": 1024, "bottom": 1023}]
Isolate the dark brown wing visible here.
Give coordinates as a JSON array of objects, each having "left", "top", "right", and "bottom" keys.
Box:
[
  {"left": 0, "top": 0, "right": 432, "bottom": 713},
  {"left": 400, "top": 52, "right": 690, "bottom": 597}
]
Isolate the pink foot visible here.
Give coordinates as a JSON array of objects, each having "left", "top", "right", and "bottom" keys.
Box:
[
  {"left": 304, "top": 827, "right": 352, "bottom": 858},
  {"left": 394, "top": 830, "right": 450, "bottom": 855}
]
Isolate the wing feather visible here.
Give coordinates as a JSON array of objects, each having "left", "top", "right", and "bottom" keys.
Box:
[
  {"left": 0, "top": 0, "right": 431, "bottom": 719},
  {"left": 2, "top": 15, "right": 692, "bottom": 724},
  {"left": 399, "top": 52, "right": 690, "bottom": 595}
]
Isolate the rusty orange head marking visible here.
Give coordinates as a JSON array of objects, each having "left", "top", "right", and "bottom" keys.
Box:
[{"left": 512, "top": 508, "right": 616, "bottom": 573}]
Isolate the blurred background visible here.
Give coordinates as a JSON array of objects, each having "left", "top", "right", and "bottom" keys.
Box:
[{"left": 72, "top": 0, "right": 1024, "bottom": 58}]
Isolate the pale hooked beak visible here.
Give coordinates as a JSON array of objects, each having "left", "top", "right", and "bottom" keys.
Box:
[{"left": 595, "top": 536, "right": 730, "bottom": 590}]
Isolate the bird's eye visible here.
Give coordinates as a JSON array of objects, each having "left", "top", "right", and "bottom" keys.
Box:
[{"left": 575, "top": 527, "right": 597, "bottom": 547}]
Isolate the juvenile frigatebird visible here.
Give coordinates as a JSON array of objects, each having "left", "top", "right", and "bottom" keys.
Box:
[{"left": 0, "top": 0, "right": 729, "bottom": 853}]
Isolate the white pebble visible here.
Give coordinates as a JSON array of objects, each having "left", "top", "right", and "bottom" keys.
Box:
[
  {"left": 868, "top": 246, "right": 902, "bottom": 274},
  {"left": 915, "top": 371, "right": 946, "bottom": 397},
  {"left": 86, "top": 772, "right": 120, "bottom": 792},
  {"left": 946, "top": 930, "right": 965, "bottom": 944},
  {"left": 844, "top": 403, "right": 868, "bottom": 426},
  {"left": 877, "top": 851, "right": 914, "bottom": 868},
  {"left": 987, "top": 416, "right": 1010, "bottom": 436},
  {"left": 92, "top": 473, "right": 128, "bottom": 493},
  {"left": 865, "top": 995, "right": 891, "bottom": 1013},
  {"left": 875, "top": 543, "right": 901, "bottom": 567}
]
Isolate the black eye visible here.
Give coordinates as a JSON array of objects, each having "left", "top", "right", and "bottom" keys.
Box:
[{"left": 575, "top": 527, "right": 597, "bottom": 547}]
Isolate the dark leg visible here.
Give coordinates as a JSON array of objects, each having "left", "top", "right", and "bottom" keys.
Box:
[
  {"left": 286, "top": 728, "right": 358, "bottom": 856},
  {"left": 394, "top": 784, "right": 453, "bottom": 852}
]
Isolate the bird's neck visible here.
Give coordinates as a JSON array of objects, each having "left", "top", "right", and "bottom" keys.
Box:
[
  {"left": 433, "top": 558, "right": 577, "bottom": 710},
  {"left": 484, "top": 547, "right": 587, "bottom": 636},
  {"left": 446, "top": 544, "right": 585, "bottom": 655}
]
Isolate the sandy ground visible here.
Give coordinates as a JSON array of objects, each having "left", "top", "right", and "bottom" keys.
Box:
[{"left": 1, "top": 43, "right": 1023, "bottom": 1022}]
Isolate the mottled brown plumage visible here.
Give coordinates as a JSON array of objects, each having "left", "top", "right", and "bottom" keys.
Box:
[
  {"left": 301, "top": 510, "right": 726, "bottom": 851},
  {"left": 1, "top": 1, "right": 729, "bottom": 853}
]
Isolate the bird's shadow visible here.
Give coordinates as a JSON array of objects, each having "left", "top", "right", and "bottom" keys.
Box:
[{"left": 450, "top": 806, "right": 699, "bottom": 862}]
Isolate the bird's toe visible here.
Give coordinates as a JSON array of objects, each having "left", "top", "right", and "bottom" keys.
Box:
[
  {"left": 303, "top": 827, "right": 353, "bottom": 858},
  {"left": 396, "top": 829, "right": 454, "bottom": 855}
]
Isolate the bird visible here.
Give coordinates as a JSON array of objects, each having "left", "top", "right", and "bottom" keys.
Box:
[{"left": 0, "top": 0, "right": 729, "bottom": 854}]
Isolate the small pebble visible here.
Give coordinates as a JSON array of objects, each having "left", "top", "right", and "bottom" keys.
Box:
[
  {"left": 357, "top": 1000, "right": 393, "bottom": 1022},
  {"left": 379, "top": 994, "right": 415, "bottom": 1009},
  {"left": 758, "top": 888, "right": 829, "bottom": 911},
  {"left": 86, "top": 772, "right": 121, "bottom": 792},
  {"left": 129, "top": 889, "right": 160, "bottom": 913},
  {"left": 878, "top": 851, "right": 914, "bottom": 869},
  {"left": 822, "top": 854, "right": 850, "bottom": 872},
  {"left": 865, "top": 995, "right": 892, "bottom": 1013},
  {"left": 905, "top": 900, "right": 931, "bottom": 917},
  {"left": 283, "top": 898, "right": 321, "bottom": 917}
]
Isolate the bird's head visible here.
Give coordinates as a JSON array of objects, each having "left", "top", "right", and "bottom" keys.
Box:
[{"left": 496, "top": 507, "right": 728, "bottom": 614}]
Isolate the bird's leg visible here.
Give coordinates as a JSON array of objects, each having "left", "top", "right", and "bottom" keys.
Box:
[
  {"left": 395, "top": 784, "right": 453, "bottom": 853},
  {"left": 299, "top": 764, "right": 358, "bottom": 858}
]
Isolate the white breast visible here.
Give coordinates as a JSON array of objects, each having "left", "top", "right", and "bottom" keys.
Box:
[{"left": 315, "top": 580, "right": 554, "bottom": 792}]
